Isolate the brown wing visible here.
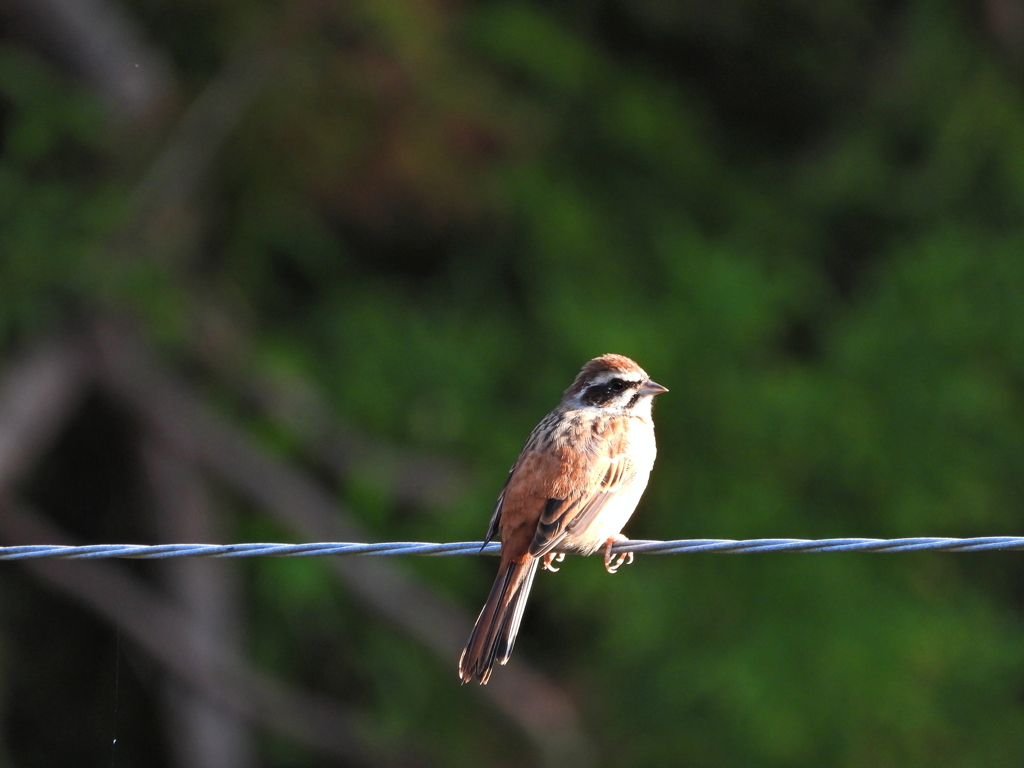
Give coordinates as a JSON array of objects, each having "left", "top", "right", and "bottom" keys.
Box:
[{"left": 527, "top": 451, "right": 637, "bottom": 557}]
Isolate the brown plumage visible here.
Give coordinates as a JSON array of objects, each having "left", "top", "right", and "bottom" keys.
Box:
[{"left": 459, "top": 354, "right": 667, "bottom": 684}]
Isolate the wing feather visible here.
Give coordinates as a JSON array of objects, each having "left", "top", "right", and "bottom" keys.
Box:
[
  {"left": 528, "top": 451, "right": 636, "bottom": 557},
  {"left": 482, "top": 465, "right": 516, "bottom": 547}
]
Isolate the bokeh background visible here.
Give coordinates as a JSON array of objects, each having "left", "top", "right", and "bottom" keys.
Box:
[{"left": 1, "top": 0, "right": 1024, "bottom": 765}]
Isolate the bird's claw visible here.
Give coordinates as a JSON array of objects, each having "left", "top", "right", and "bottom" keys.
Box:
[
  {"left": 542, "top": 552, "right": 565, "bottom": 572},
  {"left": 604, "top": 537, "right": 634, "bottom": 574}
]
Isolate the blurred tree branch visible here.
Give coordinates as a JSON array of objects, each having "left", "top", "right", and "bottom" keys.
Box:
[
  {"left": 0, "top": 0, "right": 173, "bottom": 120},
  {"left": 143, "top": 438, "right": 255, "bottom": 768},
  {"left": 125, "top": 41, "right": 273, "bottom": 238},
  {"left": 0, "top": 338, "right": 92, "bottom": 499}
]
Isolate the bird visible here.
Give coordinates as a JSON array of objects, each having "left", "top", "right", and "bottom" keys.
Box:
[{"left": 459, "top": 353, "right": 668, "bottom": 684}]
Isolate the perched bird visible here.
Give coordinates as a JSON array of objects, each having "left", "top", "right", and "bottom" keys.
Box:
[{"left": 459, "top": 354, "right": 667, "bottom": 684}]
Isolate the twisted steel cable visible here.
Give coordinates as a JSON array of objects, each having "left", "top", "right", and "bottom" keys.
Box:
[{"left": 0, "top": 537, "right": 1023, "bottom": 560}]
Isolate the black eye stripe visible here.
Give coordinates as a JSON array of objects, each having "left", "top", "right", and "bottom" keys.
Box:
[{"left": 582, "top": 378, "right": 640, "bottom": 406}]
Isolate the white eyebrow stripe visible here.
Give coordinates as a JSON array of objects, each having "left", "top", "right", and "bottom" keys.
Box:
[{"left": 588, "top": 371, "right": 644, "bottom": 386}]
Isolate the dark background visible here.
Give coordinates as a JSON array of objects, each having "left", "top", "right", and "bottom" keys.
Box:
[{"left": 1, "top": 0, "right": 1024, "bottom": 765}]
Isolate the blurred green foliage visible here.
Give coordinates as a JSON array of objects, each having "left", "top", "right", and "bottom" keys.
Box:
[{"left": 4, "top": 0, "right": 1024, "bottom": 765}]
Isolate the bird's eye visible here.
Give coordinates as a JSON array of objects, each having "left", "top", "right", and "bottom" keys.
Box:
[{"left": 609, "top": 379, "right": 626, "bottom": 392}]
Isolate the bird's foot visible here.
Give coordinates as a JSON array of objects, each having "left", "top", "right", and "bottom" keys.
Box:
[
  {"left": 604, "top": 536, "right": 633, "bottom": 574},
  {"left": 542, "top": 552, "right": 565, "bottom": 572}
]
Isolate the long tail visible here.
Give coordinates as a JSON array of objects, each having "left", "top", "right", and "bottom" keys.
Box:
[{"left": 459, "top": 557, "right": 539, "bottom": 684}]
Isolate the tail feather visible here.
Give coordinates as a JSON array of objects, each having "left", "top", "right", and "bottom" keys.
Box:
[
  {"left": 459, "top": 558, "right": 539, "bottom": 684},
  {"left": 492, "top": 558, "right": 538, "bottom": 665}
]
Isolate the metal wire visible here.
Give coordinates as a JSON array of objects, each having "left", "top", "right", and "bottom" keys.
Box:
[{"left": 0, "top": 537, "right": 1023, "bottom": 560}]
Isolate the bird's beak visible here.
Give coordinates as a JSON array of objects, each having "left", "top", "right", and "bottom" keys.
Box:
[{"left": 641, "top": 380, "right": 669, "bottom": 397}]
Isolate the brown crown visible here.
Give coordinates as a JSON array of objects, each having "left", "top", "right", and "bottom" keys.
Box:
[{"left": 565, "top": 353, "right": 648, "bottom": 395}]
